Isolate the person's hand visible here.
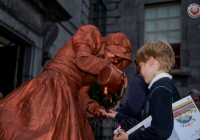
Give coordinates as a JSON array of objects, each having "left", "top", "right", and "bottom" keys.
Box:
[
  {"left": 113, "top": 129, "right": 129, "bottom": 140},
  {"left": 100, "top": 109, "right": 118, "bottom": 118},
  {"left": 94, "top": 107, "right": 108, "bottom": 119}
]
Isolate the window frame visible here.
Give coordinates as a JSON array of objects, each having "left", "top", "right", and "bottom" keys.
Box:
[{"left": 144, "top": 2, "right": 182, "bottom": 73}]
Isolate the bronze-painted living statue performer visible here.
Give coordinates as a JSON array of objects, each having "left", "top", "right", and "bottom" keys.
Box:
[{"left": 0, "top": 24, "right": 132, "bottom": 140}]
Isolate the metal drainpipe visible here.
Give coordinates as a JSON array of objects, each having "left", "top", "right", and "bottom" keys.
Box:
[
  {"left": 14, "top": 45, "right": 20, "bottom": 89},
  {"left": 95, "top": 0, "right": 99, "bottom": 27},
  {"left": 102, "top": 0, "right": 107, "bottom": 36}
]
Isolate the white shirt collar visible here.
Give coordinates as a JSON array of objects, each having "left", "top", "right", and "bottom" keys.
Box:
[{"left": 148, "top": 73, "right": 172, "bottom": 89}]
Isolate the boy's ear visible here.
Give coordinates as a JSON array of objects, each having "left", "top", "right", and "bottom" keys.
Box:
[
  {"left": 148, "top": 56, "right": 155, "bottom": 66},
  {"left": 148, "top": 56, "right": 153, "bottom": 63}
]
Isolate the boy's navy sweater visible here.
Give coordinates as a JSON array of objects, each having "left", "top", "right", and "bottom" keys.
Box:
[{"left": 115, "top": 77, "right": 181, "bottom": 140}]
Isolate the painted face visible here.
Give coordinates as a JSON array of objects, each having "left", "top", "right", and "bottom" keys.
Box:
[
  {"left": 139, "top": 61, "right": 154, "bottom": 84},
  {"left": 104, "top": 50, "right": 123, "bottom": 66}
]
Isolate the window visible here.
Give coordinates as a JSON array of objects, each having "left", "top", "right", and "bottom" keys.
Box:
[
  {"left": 89, "top": 0, "right": 107, "bottom": 36},
  {"left": 144, "top": 3, "right": 181, "bottom": 70}
]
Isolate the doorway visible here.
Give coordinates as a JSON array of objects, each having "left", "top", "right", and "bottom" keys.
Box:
[{"left": 0, "top": 36, "right": 25, "bottom": 97}]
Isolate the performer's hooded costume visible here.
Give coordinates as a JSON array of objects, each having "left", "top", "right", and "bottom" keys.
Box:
[{"left": 0, "top": 24, "right": 132, "bottom": 140}]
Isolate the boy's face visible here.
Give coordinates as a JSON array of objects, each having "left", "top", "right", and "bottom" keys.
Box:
[{"left": 139, "top": 59, "right": 155, "bottom": 84}]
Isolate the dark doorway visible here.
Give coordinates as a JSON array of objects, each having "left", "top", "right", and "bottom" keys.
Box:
[
  {"left": 0, "top": 25, "right": 32, "bottom": 98},
  {"left": 0, "top": 44, "right": 25, "bottom": 97}
]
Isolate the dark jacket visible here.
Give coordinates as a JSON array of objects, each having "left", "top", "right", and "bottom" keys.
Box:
[
  {"left": 116, "top": 74, "right": 148, "bottom": 120},
  {"left": 115, "top": 77, "right": 181, "bottom": 140}
]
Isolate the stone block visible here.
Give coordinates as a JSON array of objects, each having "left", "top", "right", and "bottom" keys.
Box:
[
  {"left": 10, "top": 0, "right": 43, "bottom": 31},
  {"left": 188, "top": 84, "right": 199, "bottom": 92},
  {"left": 106, "top": 0, "right": 121, "bottom": 3},
  {"left": 120, "top": 15, "right": 137, "bottom": 24},
  {"left": 188, "top": 41, "right": 200, "bottom": 49},
  {"left": 54, "top": 23, "right": 73, "bottom": 46},
  {"left": 57, "top": 0, "right": 81, "bottom": 19},
  {"left": 122, "top": 0, "right": 135, "bottom": 8},
  {"left": 81, "top": 13, "right": 89, "bottom": 24},
  {"left": 106, "top": 25, "right": 120, "bottom": 32},
  {"left": 0, "top": 8, "right": 42, "bottom": 47},
  {"left": 191, "top": 67, "right": 200, "bottom": 76},
  {"left": 181, "top": 50, "right": 189, "bottom": 66},
  {"left": 107, "top": 10, "right": 121, "bottom": 17},
  {"left": 122, "top": 7, "right": 137, "bottom": 16},
  {"left": 181, "top": 66, "right": 190, "bottom": 73},
  {"left": 83, "top": 0, "right": 90, "bottom": 8},
  {"left": 69, "top": 18, "right": 82, "bottom": 29},
  {"left": 115, "top": 17, "right": 120, "bottom": 24},
  {"left": 123, "top": 30, "right": 139, "bottom": 45},
  {"left": 82, "top": 2, "right": 89, "bottom": 16},
  {"left": 106, "top": 18, "right": 116, "bottom": 25},
  {"left": 189, "top": 50, "right": 200, "bottom": 59},
  {"left": 177, "top": 86, "right": 187, "bottom": 97},
  {"left": 121, "top": 23, "right": 137, "bottom": 31},
  {"left": 106, "top": 3, "right": 116, "bottom": 10}
]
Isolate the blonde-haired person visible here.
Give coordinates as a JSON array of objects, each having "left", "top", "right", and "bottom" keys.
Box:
[{"left": 102, "top": 40, "right": 181, "bottom": 140}]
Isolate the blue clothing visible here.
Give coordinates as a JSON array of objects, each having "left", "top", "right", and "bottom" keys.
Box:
[
  {"left": 115, "top": 77, "right": 181, "bottom": 140},
  {"left": 116, "top": 74, "right": 148, "bottom": 120}
]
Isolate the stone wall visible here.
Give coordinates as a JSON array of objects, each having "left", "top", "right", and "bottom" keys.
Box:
[
  {"left": 104, "top": 0, "right": 200, "bottom": 99},
  {"left": 0, "top": 0, "right": 90, "bottom": 82}
]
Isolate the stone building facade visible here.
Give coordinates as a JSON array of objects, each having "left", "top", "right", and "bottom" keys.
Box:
[
  {"left": 0, "top": 0, "right": 90, "bottom": 95},
  {"left": 0, "top": 0, "right": 200, "bottom": 139},
  {"left": 1, "top": 0, "right": 199, "bottom": 98},
  {"left": 91, "top": 0, "right": 200, "bottom": 98}
]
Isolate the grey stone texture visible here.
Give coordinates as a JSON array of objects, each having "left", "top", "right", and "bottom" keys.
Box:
[
  {"left": 106, "top": 3, "right": 116, "bottom": 10},
  {"left": 0, "top": 0, "right": 90, "bottom": 81},
  {"left": 107, "top": 10, "right": 121, "bottom": 17},
  {"left": 103, "top": 0, "right": 200, "bottom": 98}
]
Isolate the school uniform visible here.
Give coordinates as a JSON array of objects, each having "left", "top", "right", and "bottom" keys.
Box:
[{"left": 115, "top": 73, "right": 181, "bottom": 140}]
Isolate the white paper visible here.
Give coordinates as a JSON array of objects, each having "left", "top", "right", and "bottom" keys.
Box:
[
  {"left": 126, "top": 116, "right": 152, "bottom": 134},
  {"left": 172, "top": 96, "right": 200, "bottom": 140}
]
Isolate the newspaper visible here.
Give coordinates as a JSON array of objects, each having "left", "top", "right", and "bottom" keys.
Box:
[{"left": 125, "top": 96, "right": 200, "bottom": 140}]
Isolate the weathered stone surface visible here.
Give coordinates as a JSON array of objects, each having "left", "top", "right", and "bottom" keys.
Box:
[
  {"left": 106, "top": 24, "right": 120, "bottom": 32},
  {"left": 106, "top": 3, "right": 116, "bottom": 10},
  {"left": 106, "top": 18, "right": 116, "bottom": 25},
  {"left": 107, "top": 10, "right": 121, "bottom": 17}
]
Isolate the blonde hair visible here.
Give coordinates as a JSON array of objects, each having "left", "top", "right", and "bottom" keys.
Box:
[{"left": 136, "top": 40, "right": 175, "bottom": 72}]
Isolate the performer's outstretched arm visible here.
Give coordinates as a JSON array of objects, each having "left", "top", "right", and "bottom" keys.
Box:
[{"left": 78, "top": 85, "right": 107, "bottom": 119}]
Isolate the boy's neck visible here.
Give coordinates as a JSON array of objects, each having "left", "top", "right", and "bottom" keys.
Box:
[
  {"left": 148, "top": 72, "right": 172, "bottom": 89},
  {"left": 154, "top": 70, "right": 166, "bottom": 76}
]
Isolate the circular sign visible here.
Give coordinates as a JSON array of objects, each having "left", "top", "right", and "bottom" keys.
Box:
[{"left": 187, "top": 3, "right": 200, "bottom": 18}]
